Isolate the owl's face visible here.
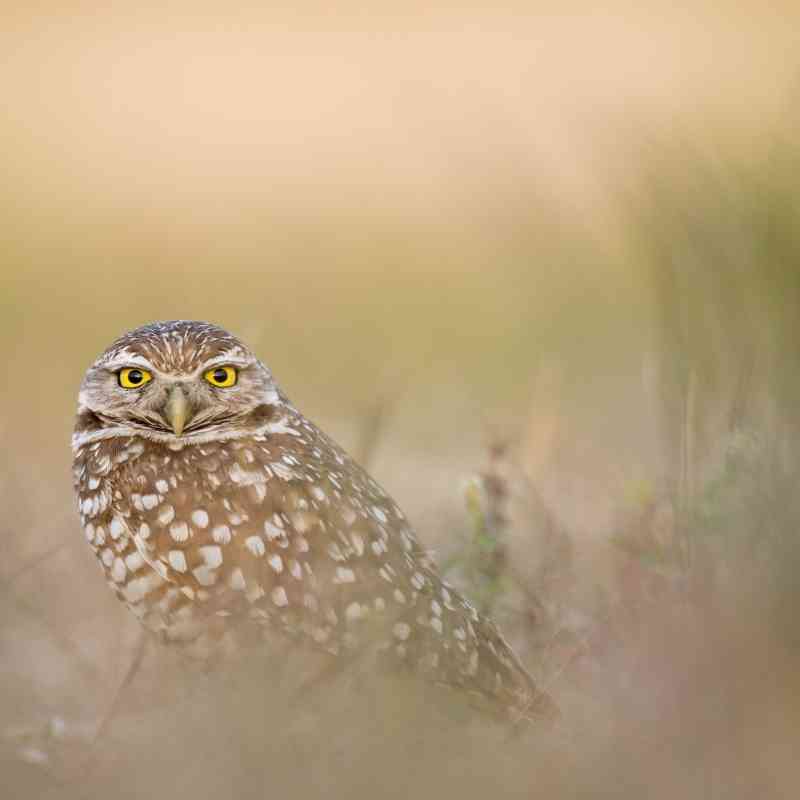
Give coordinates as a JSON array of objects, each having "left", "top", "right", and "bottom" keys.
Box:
[{"left": 77, "top": 321, "right": 282, "bottom": 442}]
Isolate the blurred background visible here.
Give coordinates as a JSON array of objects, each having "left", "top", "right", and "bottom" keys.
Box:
[{"left": 2, "top": 2, "right": 800, "bottom": 797}]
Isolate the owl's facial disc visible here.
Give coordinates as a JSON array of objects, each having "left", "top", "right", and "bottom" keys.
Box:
[
  {"left": 115, "top": 359, "right": 254, "bottom": 435},
  {"left": 80, "top": 356, "right": 274, "bottom": 440},
  {"left": 77, "top": 321, "right": 285, "bottom": 444}
]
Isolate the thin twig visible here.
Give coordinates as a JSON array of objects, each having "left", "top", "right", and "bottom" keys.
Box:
[
  {"left": 353, "top": 395, "right": 394, "bottom": 470},
  {"left": 5, "top": 540, "right": 72, "bottom": 586},
  {"left": 0, "top": 583, "right": 100, "bottom": 684}
]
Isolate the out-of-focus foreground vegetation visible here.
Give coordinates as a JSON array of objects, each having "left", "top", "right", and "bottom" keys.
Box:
[{"left": 2, "top": 3, "right": 800, "bottom": 798}]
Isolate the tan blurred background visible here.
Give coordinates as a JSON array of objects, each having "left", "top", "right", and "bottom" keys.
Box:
[
  {"left": 3, "top": 0, "right": 798, "bottom": 510},
  {"left": 2, "top": 3, "right": 800, "bottom": 797}
]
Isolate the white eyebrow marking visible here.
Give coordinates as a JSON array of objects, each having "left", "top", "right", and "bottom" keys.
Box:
[
  {"left": 198, "top": 355, "right": 252, "bottom": 371},
  {"left": 103, "top": 355, "right": 156, "bottom": 370}
]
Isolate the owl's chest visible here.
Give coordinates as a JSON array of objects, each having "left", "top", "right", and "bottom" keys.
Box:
[
  {"left": 75, "top": 439, "right": 245, "bottom": 635},
  {"left": 76, "top": 436, "right": 331, "bottom": 643},
  {"left": 75, "top": 432, "right": 416, "bottom": 660}
]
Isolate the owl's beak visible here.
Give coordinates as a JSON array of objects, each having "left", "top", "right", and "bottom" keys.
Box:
[{"left": 163, "top": 385, "right": 191, "bottom": 436}]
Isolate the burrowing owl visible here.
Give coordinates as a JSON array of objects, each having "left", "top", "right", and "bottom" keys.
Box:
[{"left": 72, "top": 321, "right": 555, "bottom": 721}]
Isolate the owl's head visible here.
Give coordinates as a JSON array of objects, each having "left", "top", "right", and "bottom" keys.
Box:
[{"left": 75, "top": 321, "right": 284, "bottom": 444}]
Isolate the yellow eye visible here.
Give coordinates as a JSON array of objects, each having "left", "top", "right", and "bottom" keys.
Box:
[
  {"left": 118, "top": 368, "right": 153, "bottom": 389},
  {"left": 204, "top": 366, "right": 237, "bottom": 388}
]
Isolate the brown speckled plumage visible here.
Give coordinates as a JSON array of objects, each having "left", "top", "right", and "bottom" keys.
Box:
[{"left": 72, "top": 320, "right": 556, "bottom": 721}]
